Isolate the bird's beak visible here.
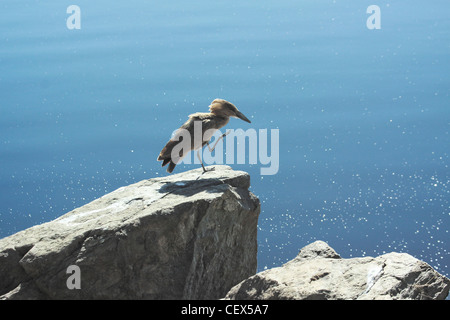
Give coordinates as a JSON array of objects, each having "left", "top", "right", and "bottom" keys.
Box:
[{"left": 235, "top": 110, "right": 251, "bottom": 123}]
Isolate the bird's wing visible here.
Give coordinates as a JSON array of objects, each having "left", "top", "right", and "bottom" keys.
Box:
[
  {"left": 187, "top": 112, "right": 214, "bottom": 123},
  {"left": 189, "top": 113, "right": 223, "bottom": 143}
]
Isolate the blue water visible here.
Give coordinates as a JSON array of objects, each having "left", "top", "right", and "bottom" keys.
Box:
[{"left": 1, "top": 0, "right": 449, "bottom": 280}]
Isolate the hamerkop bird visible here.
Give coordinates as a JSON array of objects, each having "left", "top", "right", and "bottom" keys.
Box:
[{"left": 157, "top": 98, "right": 251, "bottom": 173}]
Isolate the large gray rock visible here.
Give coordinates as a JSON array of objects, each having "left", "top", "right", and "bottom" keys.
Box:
[
  {"left": 0, "top": 165, "right": 260, "bottom": 300},
  {"left": 225, "top": 241, "right": 450, "bottom": 300}
]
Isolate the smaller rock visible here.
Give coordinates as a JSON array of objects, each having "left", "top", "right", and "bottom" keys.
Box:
[
  {"left": 293, "top": 240, "right": 341, "bottom": 261},
  {"left": 225, "top": 241, "right": 450, "bottom": 300}
]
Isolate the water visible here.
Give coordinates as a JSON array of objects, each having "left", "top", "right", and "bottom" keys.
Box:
[{"left": 1, "top": 0, "right": 449, "bottom": 280}]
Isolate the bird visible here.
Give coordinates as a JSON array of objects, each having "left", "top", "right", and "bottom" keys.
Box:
[{"left": 157, "top": 98, "right": 251, "bottom": 173}]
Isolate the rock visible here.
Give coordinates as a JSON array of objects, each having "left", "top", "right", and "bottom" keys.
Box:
[
  {"left": 224, "top": 241, "right": 450, "bottom": 300},
  {"left": 0, "top": 165, "right": 260, "bottom": 300}
]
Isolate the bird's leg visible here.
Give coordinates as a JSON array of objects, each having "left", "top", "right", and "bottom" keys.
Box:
[
  {"left": 207, "top": 130, "right": 230, "bottom": 152},
  {"left": 200, "top": 131, "right": 230, "bottom": 174},
  {"left": 197, "top": 150, "right": 207, "bottom": 173}
]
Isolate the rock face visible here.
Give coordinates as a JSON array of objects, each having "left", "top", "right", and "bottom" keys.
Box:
[
  {"left": 225, "top": 241, "right": 450, "bottom": 300},
  {"left": 2, "top": 166, "right": 448, "bottom": 301},
  {"left": 0, "top": 165, "right": 260, "bottom": 300}
]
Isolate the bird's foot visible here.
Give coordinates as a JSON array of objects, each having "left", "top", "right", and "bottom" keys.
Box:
[{"left": 201, "top": 166, "right": 215, "bottom": 174}]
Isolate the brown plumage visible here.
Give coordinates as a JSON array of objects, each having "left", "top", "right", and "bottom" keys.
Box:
[{"left": 157, "top": 98, "right": 251, "bottom": 173}]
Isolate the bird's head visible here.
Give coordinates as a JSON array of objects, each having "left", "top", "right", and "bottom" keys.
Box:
[{"left": 209, "top": 98, "right": 251, "bottom": 123}]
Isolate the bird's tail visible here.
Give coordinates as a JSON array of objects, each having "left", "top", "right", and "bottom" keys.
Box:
[
  {"left": 157, "top": 139, "right": 182, "bottom": 173},
  {"left": 167, "top": 161, "right": 176, "bottom": 173}
]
